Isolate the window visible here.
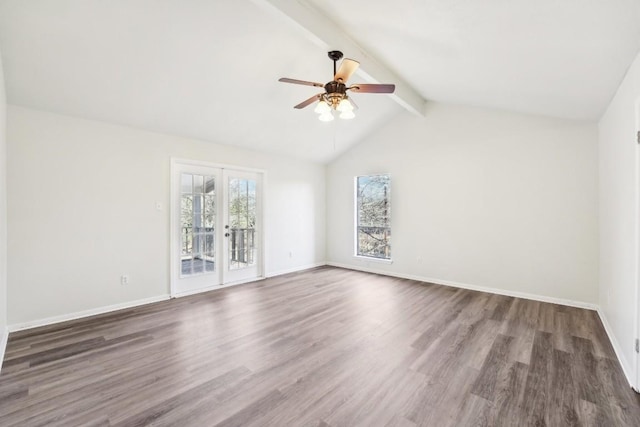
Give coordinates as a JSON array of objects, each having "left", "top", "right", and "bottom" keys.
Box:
[{"left": 356, "top": 174, "right": 391, "bottom": 260}]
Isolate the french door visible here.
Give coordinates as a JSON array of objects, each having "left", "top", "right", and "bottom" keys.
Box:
[{"left": 171, "top": 160, "right": 263, "bottom": 296}]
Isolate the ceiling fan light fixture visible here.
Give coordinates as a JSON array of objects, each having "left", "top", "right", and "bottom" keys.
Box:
[
  {"left": 339, "top": 110, "right": 355, "bottom": 120},
  {"left": 279, "top": 50, "right": 395, "bottom": 120},
  {"left": 337, "top": 98, "right": 354, "bottom": 112},
  {"left": 314, "top": 99, "right": 331, "bottom": 114},
  {"left": 318, "top": 111, "right": 334, "bottom": 122}
]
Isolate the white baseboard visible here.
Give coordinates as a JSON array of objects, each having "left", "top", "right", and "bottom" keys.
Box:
[
  {"left": 8, "top": 295, "right": 171, "bottom": 333},
  {"left": 266, "top": 262, "right": 326, "bottom": 278},
  {"left": 8, "top": 264, "right": 327, "bottom": 331},
  {"left": 597, "top": 308, "right": 637, "bottom": 390},
  {"left": 171, "top": 263, "right": 327, "bottom": 298},
  {"left": 327, "top": 262, "right": 598, "bottom": 311},
  {"left": 172, "top": 284, "right": 227, "bottom": 298},
  {"left": 0, "top": 326, "right": 8, "bottom": 372},
  {"left": 171, "top": 276, "right": 268, "bottom": 298}
]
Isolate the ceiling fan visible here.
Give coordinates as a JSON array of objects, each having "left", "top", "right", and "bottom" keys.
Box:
[{"left": 279, "top": 50, "right": 395, "bottom": 121}]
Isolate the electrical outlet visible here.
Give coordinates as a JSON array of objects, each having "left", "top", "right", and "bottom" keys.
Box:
[{"left": 121, "top": 275, "right": 129, "bottom": 285}]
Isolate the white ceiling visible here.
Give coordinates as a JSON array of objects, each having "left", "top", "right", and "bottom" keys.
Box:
[{"left": 0, "top": 0, "right": 639, "bottom": 163}]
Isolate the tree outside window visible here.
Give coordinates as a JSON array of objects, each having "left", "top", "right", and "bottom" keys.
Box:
[{"left": 356, "top": 175, "right": 391, "bottom": 259}]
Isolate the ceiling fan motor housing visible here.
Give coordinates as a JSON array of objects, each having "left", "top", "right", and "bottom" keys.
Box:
[
  {"left": 324, "top": 81, "right": 348, "bottom": 107},
  {"left": 325, "top": 81, "right": 347, "bottom": 94}
]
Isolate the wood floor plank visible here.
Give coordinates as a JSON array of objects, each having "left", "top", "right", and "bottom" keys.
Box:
[
  {"left": 522, "top": 331, "right": 553, "bottom": 425},
  {"left": 595, "top": 356, "right": 640, "bottom": 426},
  {"left": 572, "top": 336, "right": 609, "bottom": 406},
  {"left": 490, "top": 360, "right": 529, "bottom": 425},
  {"left": 500, "top": 318, "right": 536, "bottom": 365},
  {"left": 384, "top": 414, "right": 417, "bottom": 427},
  {"left": 452, "top": 394, "right": 494, "bottom": 427},
  {"left": 112, "top": 366, "right": 252, "bottom": 427},
  {"left": 486, "top": 294, "right": 513, "bottom": 322},
  {"left": 213, "top": 389, "right": 287, "bottom": 427},
  {"left": 0, "top": 266, "right": 638, "bottom": 426},
  {"left": 552, "top": 310, "right": 574, "bottom": 354},
  {"left": 549, "top": 349, "right": 580, "bottom": 426},
  {"left": 471, "top": 334, "right": 514, "bottom": 401}
]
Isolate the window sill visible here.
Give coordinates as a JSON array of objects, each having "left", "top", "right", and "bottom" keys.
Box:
[{"left": 354, "top": 255, "right": 393, "bottom": 265}]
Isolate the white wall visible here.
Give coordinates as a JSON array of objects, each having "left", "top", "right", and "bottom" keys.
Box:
[
  {"left": 0, "top": 50, "right": 7, "bottom": 339},
  {"left": 7, "top": 106, "right": 326, "bottom": 326},
  {"left": 327, "top": 103, "right": 599, "bottom": 305},
  {"left": 598, "top": 50, "right": 640, "bottom": 387}
]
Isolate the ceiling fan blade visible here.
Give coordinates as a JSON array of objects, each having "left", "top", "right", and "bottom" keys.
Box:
[
  {"left": 334, "top": 58, "right": 359, "bottom": 83},
  {"left": 279, "top": 77, "right": 324, "bottom": 88},
  {"left": 349, "top": 83, "right": 396, "bottom": 94},
  {"left": 294, "top": 93, "right": 323, "bottom": 109}
]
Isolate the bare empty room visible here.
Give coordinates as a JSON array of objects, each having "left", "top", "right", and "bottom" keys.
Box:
[{"left": 0, "top": 1, "right": 640, "bottom": 426}]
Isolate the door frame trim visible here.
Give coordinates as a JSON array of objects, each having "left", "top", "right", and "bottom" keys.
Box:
[
  {"left": 169, "top": 158, "right": 267, "bottom": 297},
  {"left": 635, "top": 98, "right": 640, "bottom": 391}
]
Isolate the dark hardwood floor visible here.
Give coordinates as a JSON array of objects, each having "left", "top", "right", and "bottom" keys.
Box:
[{"left": 0, "top": 266, "right": 638, "bottom": 426}]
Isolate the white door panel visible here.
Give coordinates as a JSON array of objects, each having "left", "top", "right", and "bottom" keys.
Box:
[{"left": 223, "top": 170, "right": 261, "bottom": 284}]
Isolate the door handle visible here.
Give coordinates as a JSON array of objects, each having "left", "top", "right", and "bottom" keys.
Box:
[{"left": 225, "top": 233, "right": 230, "bottom": 237}]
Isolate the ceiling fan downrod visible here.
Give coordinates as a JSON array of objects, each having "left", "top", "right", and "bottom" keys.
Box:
[{"left": 327, "top": 50, "right": 344, "bottom": 77}]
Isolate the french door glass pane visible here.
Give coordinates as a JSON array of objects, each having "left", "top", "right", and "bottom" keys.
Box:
[
  {"left": 180, "top": 174, "right": 192, "bottom": 194},
  {"left": 228, "top": 178, "right": 257, "bottom": 270},
  {"left": 193, "top": 175, "right": 204, "bottom": 194},
  {"left": 181, "top": 173, "right": 216, "bottom": 276}
]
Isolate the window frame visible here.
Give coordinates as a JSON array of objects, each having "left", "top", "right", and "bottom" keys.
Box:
[{"left": 354, "top": 174, "right": 393, "bottom": 263}]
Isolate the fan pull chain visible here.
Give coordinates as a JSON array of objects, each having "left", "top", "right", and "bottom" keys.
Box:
[{"left": 333, "top": 118, "right": 337, "bottom": 152}]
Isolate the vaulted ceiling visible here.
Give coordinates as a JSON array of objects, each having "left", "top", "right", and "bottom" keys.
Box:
[{"left": 1, "top": 0, "right": 639, "bottom": 163}]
